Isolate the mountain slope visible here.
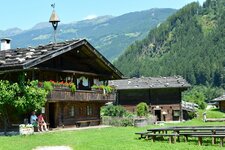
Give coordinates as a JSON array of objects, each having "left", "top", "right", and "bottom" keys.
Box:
[
  {"left": 0, "top": 8, "right": 176, "bottom": 61},
  {"left": 114, "top": 0, "right": 225, "bottom": 87},
  {"left": 0, "top": 28, "right": 23, "bottom": 37}
]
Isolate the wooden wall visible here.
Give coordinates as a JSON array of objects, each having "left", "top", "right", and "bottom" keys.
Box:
[
  {"left": 36, "top": 48, "right": 110, "bottom": 76},
  {"left": 151, "top": 104, "right": 182, "bottom": 121},
  {"left": 46, "top": 101, "right": 104, "bottom": 127},
  {"left": 118, "top": 89, "right": 149, "bottom": 105},
  {"left": 150, "top": 88, "right": 181, "bottom": 105},
  {"left": 117, "top": 88, "right": 183, "bottom": 121},
  {"left": 117, "top": 88, "right": 182, "bottom": 106},
  {"left": 219, "top": 101, "right": 225, "bottom": 112}
]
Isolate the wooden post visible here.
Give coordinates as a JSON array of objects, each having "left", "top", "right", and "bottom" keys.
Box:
[
  {"left": 169, "top": 136, "right": 172, "bottom": 144},
  {"left": 45, "top": 103, "right": 49, "bottom": 124},
  {"left": 212, "top": 137, "right": 216, "bottom": 144},
  {"left": 176, "top": 131, "right": 180, "bottom": 142},
  {"left": 32, "top": 70, "right": 35, "bottom": 80},
  {"left": 179, "top": 102, "right": 183, "bottom": 121},
  {"left": 212, "top": 130, "right": 216, "bottom": 144},
  {"left": 173, "top": 136, "right": 177, "bottom": 143},
  {"left": 198, "top": 137, "right": 203, "bottom": 146},
  {"left": 145, "top": 134, "right": 149, "bottom": 140},
  {"left": 152, "top": 135, "right": 156, "bottom": 142},
  {"left": 220, "top": 137, "right": 224, "bottom": 147},
  {"left": 184, "top": 135, "right": 188, "bottom": 142},
  {"left": 55, "top": 102, "right": 60, "bottom": 127}
]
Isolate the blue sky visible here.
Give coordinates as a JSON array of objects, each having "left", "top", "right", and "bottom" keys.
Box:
[{"left": 0, "top": 0, "right": 205, "bottom": 30}]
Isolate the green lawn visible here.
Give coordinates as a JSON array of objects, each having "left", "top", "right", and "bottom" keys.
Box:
[{"left": 0, "top": 109, "right": 225, "bottom": 150}]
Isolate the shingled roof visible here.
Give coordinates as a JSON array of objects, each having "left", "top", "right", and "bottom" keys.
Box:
[
  {"left": 0, "top": 40, "right": 75, "bottom": 69},
  {"left": 213, "top": 94, "right": 225, "bottom": 102},
  {"left": 109, "top": 76, "right": 191, "bottom": 90},
  {"left": 0, "top": 39, "right": 123, "bottom": 78}
]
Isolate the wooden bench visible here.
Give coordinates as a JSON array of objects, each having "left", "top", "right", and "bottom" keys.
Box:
[
  {"left": 34, "top": 122, "right": 50, "bottom": 132},
  {"left": 75, "top": 120, "right": 100, "bottom": 127},
  {"left": 135, "top": 132, "right": 150, "bottom": 139},
  {"left": 179, "top": 131, "right": 225, "bottom": 142},
  {"left": 179, "top": 132, "right": 215, "bottom": 142},
  {"left": 11, "top": 124, "right": 20, "bottom": 127},
  {"left": 191, "top": 134, "right": 225, "bottom": 147},
  {"left": 46, "top": 122, "right": 50, "bottom": 129},
  {"left": 146, "top": 133, "right": 178, "bottom": 143}
]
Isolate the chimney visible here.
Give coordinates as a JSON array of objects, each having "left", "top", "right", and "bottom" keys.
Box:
[{"left": 1, "top": 38, "right": 11, "bottom": 50}]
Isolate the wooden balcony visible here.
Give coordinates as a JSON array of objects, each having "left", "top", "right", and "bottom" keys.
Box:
[{"left": 47, "top": 88, "right": 116, "bottom": 102}]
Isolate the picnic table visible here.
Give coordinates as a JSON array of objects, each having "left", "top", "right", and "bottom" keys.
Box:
[
  {"left": 147, "top": 126, "right": 225, "bottom": 135},
  {"left": 136, "top": 126, "right": 225, "bottom": 146}
]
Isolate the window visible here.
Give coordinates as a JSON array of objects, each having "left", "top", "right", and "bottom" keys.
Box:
[
  {"left": 93, "top": 78, "right": 104, "bottom": 86},
  {"left": 87, "top": 105, "right": 93, "bottom": 116},
  {"left": 173, "top": 110, "right": 180, "bottom": 117},
  {"left": 70, "top": 106, "right": 75, "bottom": 117},
  {"left": 77, "top": 76, "right": 90, "bottom": 90},
  {"left": 79, "top": 107, "right": 83, "bottom": 115}
]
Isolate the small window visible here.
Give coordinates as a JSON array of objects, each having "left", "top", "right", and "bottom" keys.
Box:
[
  {"left": 75, "top": 107, "right": 79, "bottom": 115},
  {"left": 79, "top": 107, "right": 83, "bottom": 115},
  {"left": 70, "top": 106, "right": 75, "bottom": 117},
  {"left": 77, "top": 76, "right": 90, "bottom": 90},
  {"left": 173, "top": 110, "right": 180, "bottom": 117},
  {"left": 87, "top": 105, "right": 93, "bottom": 116}
]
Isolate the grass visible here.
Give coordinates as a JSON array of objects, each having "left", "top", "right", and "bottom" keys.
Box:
[{"left": 0, "top": 109, "right": 225, "bottom": 150}]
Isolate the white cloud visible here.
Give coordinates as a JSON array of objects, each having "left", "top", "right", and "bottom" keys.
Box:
[{"left": 84, "top": 15, "right": 98, "bottom": 20}]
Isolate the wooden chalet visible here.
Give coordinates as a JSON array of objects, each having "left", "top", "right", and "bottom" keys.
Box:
[
  {"left": 109, "top": 77, "right": 191, "bottom": 121},
  {"left": 0, "top": 39, "right": 122, "bottom": 128},
  {"left": 213, "top": 94, "right": 225, "bottom": 112}
]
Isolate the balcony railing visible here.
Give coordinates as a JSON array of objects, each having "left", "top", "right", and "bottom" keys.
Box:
[{"left": 47, "top": 88, "right": 116, "bottom": 102}]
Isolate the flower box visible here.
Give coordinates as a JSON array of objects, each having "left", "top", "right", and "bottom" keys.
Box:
[{"left": 19, "top": 124, "right": 34, "bottom": 135}]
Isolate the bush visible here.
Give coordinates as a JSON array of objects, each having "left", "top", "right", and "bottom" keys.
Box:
[
  {"left": 91, "top": 85, "right": 115, "bottom": 94},
  {"left": 43, "top": 81, "right": 53, "bottom": 92},
  {"left": 101, "top": 105, "right": 135, "bottom": 126},
  {"left": 187, "top": 111, "right": 196, "bottom": 119},
  {"left": 69, "top": 83, "right": 76, "bottom": 93},
  {"left": 136, "top": 102, "right": 149, "bottom": 117},
  {"left": 101, "top": 105, "right": 127, "bottom": 117},
  {"left": 102, "top": 116, "right": 133, "bottom": 127},
  {"left": 120, "top": 117, "right": 133, "bottom": 126}
]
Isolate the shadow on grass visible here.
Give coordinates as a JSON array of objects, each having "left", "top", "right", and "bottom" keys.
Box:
[{"left": 210, "top": 108, "right": 221, "bottom": 112}]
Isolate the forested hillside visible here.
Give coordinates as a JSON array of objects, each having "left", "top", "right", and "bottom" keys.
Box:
[{"left": 115, "top": 0, "right": 225, "bottom": 87}]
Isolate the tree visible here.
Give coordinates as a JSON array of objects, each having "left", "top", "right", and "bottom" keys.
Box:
[
  {"left": 0, "top": 80, "right": 48, "bottom": 135},
  {"left": 114, "top": 1, "right": 225, "bottom": 87},
  {"left": 15, "top": 80, "right": 48, "bottom": 113},
  {"left": 183, "top": 88, "right": 206, "bottom": 109},
  {"left": 0, "top": 80, "right": 19, "bottom": 135},
  {"left": 183, "top": 85, "right": 224, "bottom": 109}
]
